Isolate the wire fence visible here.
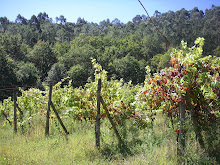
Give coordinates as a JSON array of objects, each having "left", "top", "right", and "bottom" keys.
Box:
[
  {"left": 0, "top": 79, "right": 91, "bottom": 102},
  {"left": 0, "top": 79, "right": 125, "bottom": 148}
]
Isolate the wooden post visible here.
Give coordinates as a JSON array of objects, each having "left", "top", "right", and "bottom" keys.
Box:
[
  {"left": 177, "top": 101, "right": 186, "bottom": 162},
  {"left": 16, "top": 103, "right": 24, "bottom": 133},
  {"left": 50, "top": 101, "right": 69, "bottom": 135},
  {"left": 16, "top": 104, "right": 23, "bottom": 116},
  {"left": 100, "top": 96, "right": 124, "bottom": 145},
  {"left": 2, "top": 111, "right": 12, "bottom": 125},
  {"left": 45, "top": 84, "right": 52, "bottom": 136},
  {"left": 95, "top": 79, "right": 101, "bottom": 147},
  {"left": 13, "top": 89, "right": 17, "bottom": 133}
]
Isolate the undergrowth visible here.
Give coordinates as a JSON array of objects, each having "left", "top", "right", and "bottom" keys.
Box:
[{"left": 0, "top": 113, "right": 218, "bottom": 165}]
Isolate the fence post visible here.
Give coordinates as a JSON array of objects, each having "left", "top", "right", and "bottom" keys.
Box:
[
  {"left": 95, "top": 79, "right": 101, "bottom": 147},
  {"left": 2, "top": 112, "right": 12, "bottom": 125},
  {"left": 100, "top": 96, "right": 124, "bottom": 145},
  {"left": 45, "top": 84, "right": 53, "bottom": 136},
  {"left": 13, "top": 89, "right": 17, "bottom": 133},
  {"left": 15, "top": 102, "right": 24, "bottom": 133},
  {"left": 177, "top": 101, "right": 186, "bottom": 162},
  {"left": 50, "top": 101, "right": 69, "bottom": 135}
]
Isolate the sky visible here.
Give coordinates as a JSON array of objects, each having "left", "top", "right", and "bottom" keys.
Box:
[{"left": 1, "top": 0, "right": 220, "bottom": 24}]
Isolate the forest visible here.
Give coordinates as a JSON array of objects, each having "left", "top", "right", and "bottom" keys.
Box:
[
  {"left": 1, "top": 5, "right": 220, "bottom": 98},
  {"left": 0, "top": 5, "right": 220, "bottom": 164}
]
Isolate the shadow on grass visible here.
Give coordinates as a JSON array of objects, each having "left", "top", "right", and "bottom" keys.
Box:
[{"left": 99, "top": 138, "right": 143, "bottom": 160}]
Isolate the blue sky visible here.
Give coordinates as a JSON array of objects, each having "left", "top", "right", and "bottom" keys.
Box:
[{"left": 1, "top": 0, "right": 220, "bottom": 23}]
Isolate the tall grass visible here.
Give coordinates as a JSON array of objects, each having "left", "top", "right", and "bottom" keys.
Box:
[{"left": 0, "top": 113, "right": 218, "bottom": 164}]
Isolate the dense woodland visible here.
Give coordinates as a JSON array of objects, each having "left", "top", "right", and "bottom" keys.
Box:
[{"left": 0, "top": 5, "right": 220, "bottom": 99}]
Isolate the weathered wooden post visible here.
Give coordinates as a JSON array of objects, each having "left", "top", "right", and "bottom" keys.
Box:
[
  {"left": 100, "top": 96, "right": 124, "bottom": 145},
  {"left": 45, "top": 84, "right": 53, "bottom": 136},
  {"left": 50, "top": 101, "right": 69, "bottom": 135},
  {"left": 177, "top": 101, "right": 186, "bottom": 163},
  {"left": 13, "top": 89, "right": 17, "bottom": 133},
  {"left": 17, "top": 104, "right": 24, "bottom": 133},
  {"left": 95, "top": 79, "right": 101, "bottom": 147},
  {"left": 2, "top": 111, "right": 12, "bottom": 125}
]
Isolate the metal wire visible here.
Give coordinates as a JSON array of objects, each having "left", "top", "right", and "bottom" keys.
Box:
[{"left": 137, "top": 0, "right": 169, "bottom": 50}]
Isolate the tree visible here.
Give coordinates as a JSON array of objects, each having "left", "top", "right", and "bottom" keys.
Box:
[
  {"left": 141, "top": 35, "right": 165, "bottom": 61},
  {"left": 15, "top": 14, "right": 27, "bottom": 25},
  {"left": 113, "top": 55, "right": 146, "bottom": 84},
  {"left": 28, "top": 40, "right": 57, "bottom": 80},
  {"left": 76, "top": 17, "right": 87, "bottom": 25},
  {"left": 53, "top": 42, "right": 70, "bottom": 58},
  {"left": 87, "top": 22, "right": 101, "bottom": 36},
  {"left": 125, "top": 21, "right": 135, "bottom": 34},
  {"left": 0, "top": 48, "right": 17, "bottom": 86},
  {"left": 150, "top": 54, "right": 161, "bottom": 73},
  {"left": 154, "top": 10, "right": 162, "bottom": 18},
  {"left": 16, "top": 62, "right": 39, "bottom": 86},
  {"left": 157, "top": 52, "right": 171, "bottom": 71},
  {"left": 203, "top": 6, "right": 220, "bottom": 55},
  {"left": 46, "top": 63, "right": 67, "bottom": 85},
  {"left": 112, "top": 18, "right": 123, "bottom": 28},
  {"left": 40, "top": 21, "right": 57, "bottom": 44},
  {"left": 99, "top": 19, "right": 111, "bottom": 31},
  {"left": 132, "top": 15, "right": 142, "bottom": 25},
  {"left": 29, "top": 15, "right": 40, "bottom": 30},
  {"left": 0, "top": 16, "right": 9, "bottom": 32},
  {"left": 67, "top": 64, "right": 88, "bottom": 87},
  {"left": 0, "top": 33, "right": 27, "bottom": 61},
  {"left": 55, "top": 28, "right": 69, "bottom": 43},
  {"left": 37, "top": 12, "right": 49, "bottom": 24},
  {"left": 63, "top": 22, "right": 75, "bottom": 41},
  {"left": 212, "top": 46, "right": 220, "bottom": 57},
  {"left": 56, "top": 15, "right": 67, "bottom": 25},
  {"left": 149, "top": 52, "right": 171, "bottom": 73},
  {"left": 0, "top": 48, "right": 17, "bottom": 100},
  {"left": 28, "top": 15, "right": 41, "bottom": 46}
]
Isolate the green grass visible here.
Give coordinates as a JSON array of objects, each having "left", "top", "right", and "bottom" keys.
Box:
[{"left": 0, "top": 114, "right": 218, "bottom": 165}]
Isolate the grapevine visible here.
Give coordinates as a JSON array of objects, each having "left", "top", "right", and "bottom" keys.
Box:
[{"left": 135, "top": 37, "right": 219, "bottom": 152}]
